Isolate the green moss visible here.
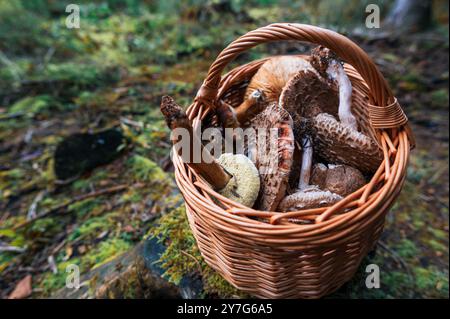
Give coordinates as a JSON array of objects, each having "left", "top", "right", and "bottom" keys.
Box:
[
  {"left": 428, "top": 228, "right": 448, "bottom": 241},
  {"left": 148, "top": 206, "right": 244, "bottom": 298},
  {"left": 9, "top": 95, "right": 58, "bottom": 116},
  {"left": 121, "top": 117, "right": 170, "bottom": 161},
  {"left": 72, "top": 179, "right": 91, "bottom": 192},
  {"left": 395, "top": 239, "right": 419, "bottom": 259},
  {"left": 82, "top": 238, "right": 131, "bottom": 270},
  {"left": 39, "top": 258, "right": 81, "bottom": 295},
  {"left": 0, "top": 253, "right": 14, "bottom": 274},
  {"left": 202, "top": 269, "right": 248, "bottom": 298},
  {"left": 29, "top": 217, "right": 63, "bottom": 237},
  {"left": 128, "top": 155, "right": 170, "bottom": 184},
  {"left": 40, "top": 62, "right": 117, "bottom": 87},
  {"left": 68, "top": 211, "right": 118, "bottom": 241},
  {"left": 0, "top": 227, "right": 25, "bottom": 274},
  {"left": 427, "top": 239, "right": 447, "bottom": 254},
  {"left": 68, "top": 198, "right": 102, "bottom": 218},
  {"left": 0, "top": 168, "right": 24, "bottom": 199},
  {"left": 430, "top": 88, "right": 449, "bottom": 108},
  {"left": 415, "top": 267, "right": 449, "bottom": 296},
  {"left": 120, "top": 189, "right": 143, "bottom": 204}
]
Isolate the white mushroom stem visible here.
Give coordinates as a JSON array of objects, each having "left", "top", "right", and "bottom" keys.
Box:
[
  {"left": 326, "top": 60, "right": 358, "bottom": 131},
  {"left": 277, "top": 135, "right": 344, "bottom": 212},
  {"left": 298, "top": 136, "right": 313, "bottom": 191}
]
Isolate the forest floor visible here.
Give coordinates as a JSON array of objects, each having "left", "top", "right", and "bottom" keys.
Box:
[{"left": 0, "top": 3, "right": 448, "bottom": 299}]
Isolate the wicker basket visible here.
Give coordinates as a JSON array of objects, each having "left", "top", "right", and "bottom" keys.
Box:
[{"left": 172, "top": 23, "right": 414, "bottom": 299}]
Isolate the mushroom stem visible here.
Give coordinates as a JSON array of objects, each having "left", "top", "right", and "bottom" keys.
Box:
[
  {"left": 160, "top": 96, "right": 231, "bottom": 190},
  {"left": 326, "top": 60, "right": 358, "bottom": 130},
  {"left": 298, "top": 136, "right": 313, "bottom": 191}
]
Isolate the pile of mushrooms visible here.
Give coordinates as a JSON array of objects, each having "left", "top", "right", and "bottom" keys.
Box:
[
  {"left": 160, "top": 96, "right": 260, "bottom": 207},
  {"left": 161, "top": 45, "right": 383, "bottom": 214}
]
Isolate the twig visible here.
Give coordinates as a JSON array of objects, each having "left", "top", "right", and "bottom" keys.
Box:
[
  {"left": 14, "top": 183, "right": 143, "bottom": 230},
  {"left": 42, "top": 47, "right": 55, "bottom": 67},
  {"left": 47, "top": 255, "right": 58, "bottom": 274},
  {"left": 0, "top": 112, "right": 25, "bottom": 121},
  {"left": 27, "top": 191, "right": 45, "bottom": 220},
  {"left": 180, "top": 250, "right": 203, "bottom": 277},
  {"left": 54, "top": 174, "right": 82, "bottom": 186},
  {"left": 120, "top": 116, "right": 145, "bottom": 129},
  {"left": 0, "top": 50, "right": 22, "bottom": 84},
  {"left": 51, "top": 239, "right": 67, "bottom": 255},
  {"left": 0, "top": 244, "right": 26, "bottom": 253}
]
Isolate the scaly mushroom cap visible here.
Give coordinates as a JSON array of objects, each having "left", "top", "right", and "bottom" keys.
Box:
[
  {"left": 278, "top": 136, "right": 343, "bottom": 212},
  {"left": 310, "top": 163, "right": 328, "bottom": 189},
  {"left": 309, "top": 45, "right": 338, "bottom": 78},
  {"left": 217, "top": 153, "right": 260, "bottom": 208},
  {"left": 246, "top": 103, "right": 295, "bottom": 211},
  {"left": 311, "top": 163, "right": 366, "bottom": 197},
  {"left": 278, "top": 185, "right": 342, "bottom": 212},
  {"left": 310, "top": 113, "right": 383, "bottom": 174},
  {"left": 244, "top": 56, "right": 315, "bottom": 104},
  {"left": 279, "top": 69, "right": 339, "bottom": 138}
]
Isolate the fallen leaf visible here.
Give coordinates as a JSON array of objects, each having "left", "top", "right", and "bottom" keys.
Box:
[
  {"left": 63, "top": 246, "right": 73, "bottom": 261},
  {"left": 8, "top": 275, "right": 32, "bottom": 299}
]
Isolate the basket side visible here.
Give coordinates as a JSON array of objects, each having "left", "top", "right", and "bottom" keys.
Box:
[{"left": 173, "top": 23, "right": 412, "bottom": 298}]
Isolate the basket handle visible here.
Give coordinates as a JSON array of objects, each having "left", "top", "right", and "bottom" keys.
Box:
[{"left": 195, "top": 23, "right": 410, "bottom": 131}]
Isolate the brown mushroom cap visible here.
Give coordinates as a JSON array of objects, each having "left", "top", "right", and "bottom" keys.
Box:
[
  {"left": 310, "top": 113, "right": 383, "bottom": 174},
  {"left": 278, "top": 59, "right": 340, "bottom": 191},
  {"left": 311, "top": 163, "right": 366, "bottom": 197},
  {"left": 278, "top": 136, "right": 342, "bottom": 212},
  {"left": 310, "top": 163, "right": 328, "bottom": 190},
  {"left": 246, "top": 103, "right": 295, "bottom": 211},
  {"left": 244, "top": 56, "right": 315, "bottom": 104},
  {"left": 279, "top": 69, "right": 339, "bottom": 139},
  {"left": 278, "top": 185, "right": 342, "bottom": 212},
  {"left": 309, "top": 45, "right": 339, "bottom": 79}
]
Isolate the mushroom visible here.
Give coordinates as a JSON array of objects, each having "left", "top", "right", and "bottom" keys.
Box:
[
  {"left": 246, "top": 103, "right": 295, "bottom": 211},
  {"left": 278, "top": 136, "right": 342, "bottom": 212},
  {"left": 310, "top": 163, "right": 366, "bottom": 197},
  {"left": 160, "top": 96, "right": 260, "bottom": 207},
  {"left": 216, "top": 53, "right": 318, "bottom": 129},
  {"left": 216, "top": 89, "right": 267, "bottom": 128},
  {"left": 216, "top": 153, "right": 260, "bottom": 207},
  {"left": 309, "top": 45, "right": 356, "bottom": 130},
  {"left": 310, "top": 113, "right": 383, "bottom": 174},
  {"left": 278, "top": 46, "right": 382, "bottom": 174},
  {"left": 236, "top": 55, "right": 317, "bottom": 111},
  {"left": 279, "top": 64, "right": 339, "bottom": 139}
]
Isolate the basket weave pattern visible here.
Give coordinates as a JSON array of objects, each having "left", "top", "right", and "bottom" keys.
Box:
[{"left": 173, "top": 23, "right": 413, "bottom": 299}]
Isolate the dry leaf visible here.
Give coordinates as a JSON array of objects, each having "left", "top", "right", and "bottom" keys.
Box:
[{"left": 8, "top": 275, "right": 32, "bottom": 299}]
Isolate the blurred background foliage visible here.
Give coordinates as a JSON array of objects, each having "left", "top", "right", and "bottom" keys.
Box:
[{"left": 0, "top": 0, "right": 448, "bottom": 299}]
